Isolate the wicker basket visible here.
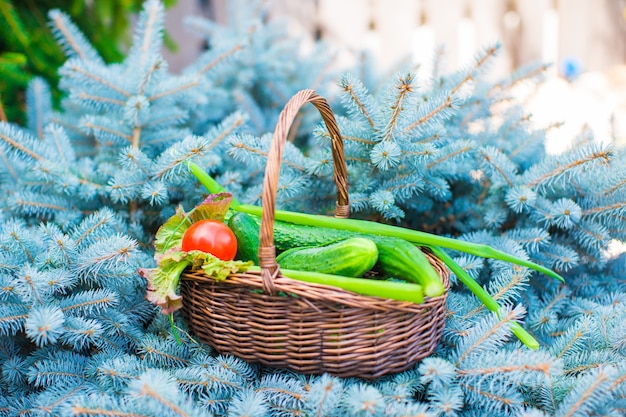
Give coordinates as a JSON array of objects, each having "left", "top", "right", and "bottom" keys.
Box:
[{"left": 180, "top": 89, "right": 449, "bottom": 379}]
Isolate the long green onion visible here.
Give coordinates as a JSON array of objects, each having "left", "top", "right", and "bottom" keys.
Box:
[
  {"left": 187, "top": 161, "right": 564, "bottom": 283},
  {"left": 248, "top": 266, "right": 425, "bottom": 304},
  {"left": 236, "top": 204, "right": 564, "bottom": 283},
  {"left": 187, "top": 161, "right": 242, "bottom": 207}
]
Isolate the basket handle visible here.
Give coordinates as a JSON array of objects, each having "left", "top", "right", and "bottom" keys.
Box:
[{"left": 258, "top": 89, "right": 348, "bottom": 293}]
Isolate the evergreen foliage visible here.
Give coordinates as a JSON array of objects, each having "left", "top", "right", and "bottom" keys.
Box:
[
  {"left": 1, "top": 0, "right": 626, "bottom": 416},
  {"left": 0, "top": 0, "right": 177, "bottom": 124}
]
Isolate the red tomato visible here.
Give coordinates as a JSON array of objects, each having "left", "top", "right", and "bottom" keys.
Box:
[{"left": 181, "top": 220, "right": 237, "bottom": 260}]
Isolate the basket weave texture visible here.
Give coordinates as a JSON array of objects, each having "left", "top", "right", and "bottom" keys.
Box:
[{"left": 180, "top": 89, "right": 449, "bottom": 379}]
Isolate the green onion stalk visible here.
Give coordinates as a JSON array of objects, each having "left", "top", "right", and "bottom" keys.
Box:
[
  {"left": 247, "top": 266, "right": 425, "bottom": 304},
  {"left": 428, "top": 246, "right": 540, "bottom": 350}
]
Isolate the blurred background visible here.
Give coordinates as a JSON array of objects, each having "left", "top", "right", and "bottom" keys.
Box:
[
  {"left": 169, "top": 0, "right": 626, "bottom": 77},
  {"left": 165, "top": 0, "right": 626, "bottom": 153}
]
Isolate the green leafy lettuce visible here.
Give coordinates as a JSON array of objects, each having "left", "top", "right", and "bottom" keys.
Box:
[{"left": 139, "top": 193, "right": 252, "bottom": 314}]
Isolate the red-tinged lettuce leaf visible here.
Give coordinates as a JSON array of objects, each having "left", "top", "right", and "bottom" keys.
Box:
[
  {"left": 139, "top": 254, "right": 190, "bottom": 314},
  {"left": 190, "top": 193, "right": 233, "bottom": 223},
  {"left": 139, "top": 249, "right": 252, "bottom": 314},
  {"left": 144, "top": 192, "right": 245, "bottom": 314},
  {"left": 154, "top": 205, "right": 192, "bottom": 253}
]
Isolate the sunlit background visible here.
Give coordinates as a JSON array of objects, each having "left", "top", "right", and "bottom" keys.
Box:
[{"left": 164, "top": 0, "right": 626, "bottom": 154}]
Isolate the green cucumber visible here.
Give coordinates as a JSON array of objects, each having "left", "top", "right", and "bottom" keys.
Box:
[
  {"left": 228, "top": 212, "right": 348, "bottom": 254},
  {"left": 228, "top": 212, "right": 261, "bottom": 264},
  {"left": 276, "top": 237, "right": 378, "bottom": 277},
  {"left": 270, "top": 219, "right": 444, "bottom": 295},
  {"left": 272, "top": 218, "right": 349, "bottom": 250},
  {"left": 233, "top": 212, "right": 350, "bottom": 250}
]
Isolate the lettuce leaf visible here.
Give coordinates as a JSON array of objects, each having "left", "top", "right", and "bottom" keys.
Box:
[
  {"left": 139, "top": 250, "right": 252, "bottom": 314},
  {"left": 141, "top": 192, "right": 251, "bottom": 314},
  {"left": 154, "top": 205, "right": 191, "bottom": 253},
  {"left": 190, "top": 193, "right": 232, "bottom": 223},
  {"left": 139, "top": 254, "right": 190, "bottom": 314},
  {"left": 202, "top": 255, "right": 250, "bottom": 282}
]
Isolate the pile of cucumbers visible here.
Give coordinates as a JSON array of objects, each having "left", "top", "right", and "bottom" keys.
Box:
[{"left": 229, "top": 212, "right": 446, "bottom": 298}]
